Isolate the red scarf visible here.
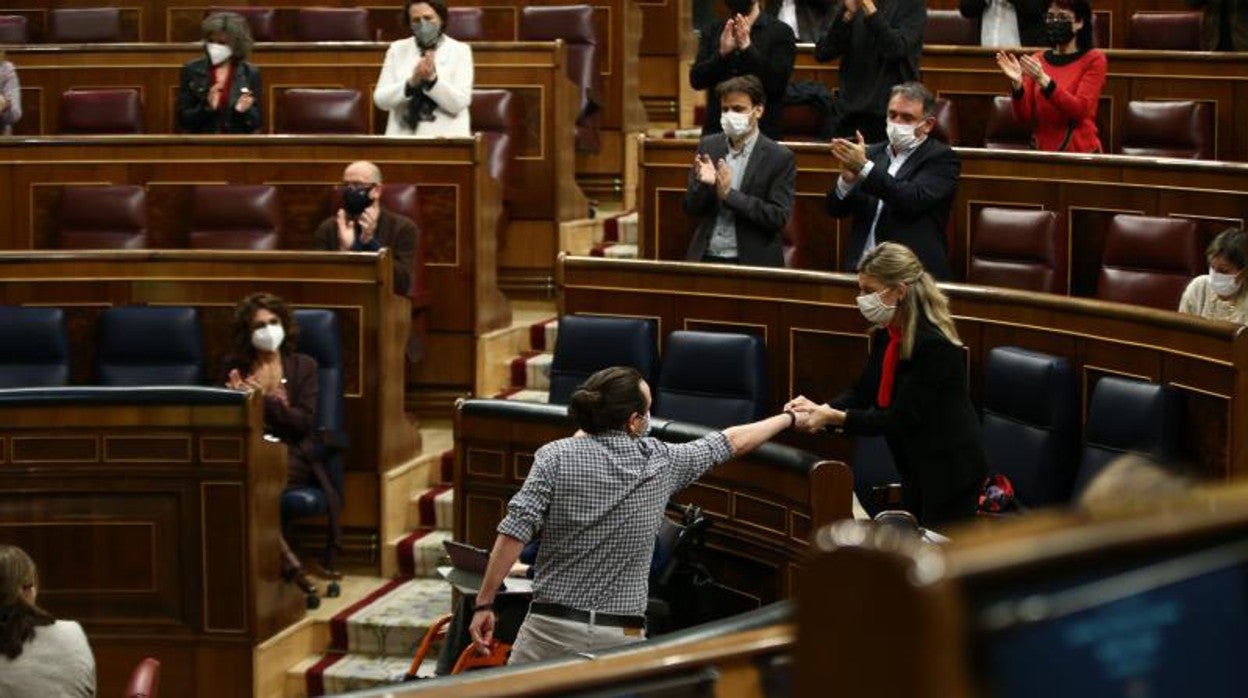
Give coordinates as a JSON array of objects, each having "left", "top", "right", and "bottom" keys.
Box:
[
  {"left": 877, "top": 325, "right": 902, "bottom": 408},
  {"left": 210, "top": 62, "right": 234, "bottom": 133}
]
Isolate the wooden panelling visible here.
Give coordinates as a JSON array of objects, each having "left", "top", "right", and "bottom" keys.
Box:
[
  {"left": 0, "top": 392, "right": 301, "bottom": 697},
  {"left": 637, "top": 138, "right": 1248, "bottom": 283},
  {"left": 557, "top": 256, "right": 1248, "bottom": 482},
  {"left": 4, "top": 43, "right": 587, "bottom": 228},
  {"left": 0, "top": 136, "right": 510, "bottom": 413}
]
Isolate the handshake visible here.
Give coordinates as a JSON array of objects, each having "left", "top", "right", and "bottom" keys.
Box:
[{"left": 782, "top": 395, "right": 846, "bottom": 434}]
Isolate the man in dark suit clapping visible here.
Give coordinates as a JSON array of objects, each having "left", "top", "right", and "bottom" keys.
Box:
[
  {"left": 683, "top": 76, "right": 796, "bottom": 268},
  {"left": 825, "top": 82, "right": 959, "bottom": 280}
]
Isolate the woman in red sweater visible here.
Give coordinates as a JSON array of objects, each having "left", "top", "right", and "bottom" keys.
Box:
[{"left": 994, "top": 0, "right": 1106, "bottom": 153}]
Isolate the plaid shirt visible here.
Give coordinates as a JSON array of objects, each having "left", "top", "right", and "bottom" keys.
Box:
[{"left": 497, "top": 430, "right": 733, "bottom": 616}]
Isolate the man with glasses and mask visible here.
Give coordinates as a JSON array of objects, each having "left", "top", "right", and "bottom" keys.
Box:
[
  {"left": 312, "top": 161, "right": 418, "bottom": 296},
  {"left": 374, "top": 0, "right": 473, "bottom": 136},
  {"left": 690, "top": 0, "right": 796, "bottom": 140},
  {"left": 824, "top": 82, "right": 959, "bottom": 280},
  {"left": 683, "top": 75, "right": 795, "bottom": 267}
]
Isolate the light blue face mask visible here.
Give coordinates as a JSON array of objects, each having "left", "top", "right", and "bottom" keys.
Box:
[{"left": 410, "top": 19, "right": 441, "bottom": 50}]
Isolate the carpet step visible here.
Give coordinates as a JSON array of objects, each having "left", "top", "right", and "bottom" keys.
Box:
[
  {"left": 327, "top": 577, "right": 451, "bottom": 656},
  {"left": 495, "top": 388, "right": 551, "bottom": 403},
  {"left": 507, "top": 351, "right": 552, "bottom": 391},
  {"left": 435, "top": 449, "right": 454, "bottom": 487},
  {"left": 393, "top": 529, "right": 453, "bottom": 578},
  {"left": 304, "top": 652, "right": 439, "bottom": 697},
  {"left": 529, "top": 316, "right": 559, "bottom": 352},
  {"left": 590, "top": 241, "right": 639, "bottom": 259},
  {"left": 408, "top": 485, "right": 453, "bottom": 531}
]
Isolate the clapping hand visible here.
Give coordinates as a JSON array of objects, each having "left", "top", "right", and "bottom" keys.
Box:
[
  {"left": 234, "top": 87, "right": 254, "bottom": 113},
  {"left": 731, "top": 15, "right": 751, "bottom": 50},
  {"left": 714, "top": 158, "right": 732, "bottom": 200},
  {"left": 830, "top": 131, "right": 867, "bottom": 181},
  {"left": 207, "top": 81, "right": 225, "bottom": 110},
  {"left": 692, "top": 153, "right": 717, "bottom": 186},
  {"left": 842, "top": 0, "right": 860, "bottom": 20},
  {"left": 995, "top": 51, "right": 1023, "bottom": 88},
  {"left": 718, "top": 18, "right": 738, "bottom": 56},
  {"left": 1019, "top": 54, "right": 1051, "bottom": 88},
  {"left": 416, "top": 50, "right": 438, "bottom": 82}
]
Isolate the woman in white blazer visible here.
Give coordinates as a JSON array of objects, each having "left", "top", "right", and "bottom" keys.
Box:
[{"left": 374, "top": 0, "right": 473, "bottom": 137}]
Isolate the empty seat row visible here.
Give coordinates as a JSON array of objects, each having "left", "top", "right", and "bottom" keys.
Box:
[
  {"left": 925, "top": 8, "right": 1208, "bottom": 51},
  {"left": 0, "top": 305, "right": 341, "bottom": 389},
  {"left": 854, "top": 345, "right": 1184, "bottom": 516},
  {"left": 549, "top": 315, "right": 769, "bottom": 430},
  {"left": 55, "top": 86, "right": 515, "bottom": 137},
  {"left": 969, "top": 209, "right": 1204, "bottom": 309}
]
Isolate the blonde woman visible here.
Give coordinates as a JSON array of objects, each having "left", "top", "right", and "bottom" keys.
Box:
[
  {"left": 1179, "top": 227, "right": 1248, "bottom": 324},
  {"left": 787, "top": 242, "right": 987, "bottom": 527}
]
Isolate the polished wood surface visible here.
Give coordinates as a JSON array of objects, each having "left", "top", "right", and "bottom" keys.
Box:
[
  {"left": 636, "top": 137, "right": 1248, "bottom": 284},
  {"left": 797, "top": 486, "right": 1248, "bottom": 696},
  {"left": 0, "top": 390, "right": 304, "bottom": 697},
  {"left": 8, "top": 0, "right": 646, "bottom": 198},
  {"left": 0, "top": 135, "right": 510, "bottom": 411},
  {"left": 3, "top": 42, "right": 588, "bottom": 226},
  {"left": 453, "top": 401, "right": 852, "bottom": 606},
  {"left": 556, "top": 255, "right": 1248, "bottom": 482}
]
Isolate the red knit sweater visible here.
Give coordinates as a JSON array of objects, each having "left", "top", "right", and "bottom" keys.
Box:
[{"left": 1011, "top": 48, "right": 1107, "bottom": 153}]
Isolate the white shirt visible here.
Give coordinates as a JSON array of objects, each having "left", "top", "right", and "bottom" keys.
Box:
[
  {"left": 778, "top": 0, "right": 799, "bottom": 36},
  {"left": 836, "top": 137, "right": 925, "bottom": 265},
  {"left": 707, "top": 129, "right": 760, "bottom": 259},
  {"left": 981, "top": 0, "right": 1022, "bottom": 48}
]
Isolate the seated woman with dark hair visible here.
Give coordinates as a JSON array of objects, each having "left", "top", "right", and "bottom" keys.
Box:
[
  {"left": 0, "top": 544, "right": 96, "bottom": 697},
  {"left": 1180, "top": 228, "right": 1248, "bottom": 324},
  {"left": 177, "top": 11, "right": 262, "bottom": 133},
  {"left": 222, "top": 292, "right": 338, "bottom": 595},
  {"left": 993, "top": 0, "right": 1106, "bottom": 152}
]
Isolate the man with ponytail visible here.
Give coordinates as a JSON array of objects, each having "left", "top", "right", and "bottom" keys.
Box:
[
  {"left": 787, "top": 242, "right": 987, "bottom": 528},
  {"left": 469, "top": 365, "right": 806, "bottom": 663}
]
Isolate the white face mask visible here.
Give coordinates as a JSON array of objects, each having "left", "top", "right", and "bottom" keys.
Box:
[
  {"left": 856, "top": 291, "right": 896, "bottom": 327},
  {"left": 886, "top": 121, "right": 922, "bottom": 151},
  {"left": 1209, "top": 268, "right": 1241, "bottom": 298},
  {"left": 720, "top": 110, "right": 754, "bottom": 140},
  {"left": 206, "top": 42, "right": 233, "bottom": 66},
  {"left": 251, "top": 323, "right": 285, "bottom": 353}
]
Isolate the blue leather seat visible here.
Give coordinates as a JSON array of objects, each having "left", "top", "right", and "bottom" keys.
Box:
[
  {"left": 981, "top": 347, "right": 1079, "bottom": 506},
  {"left": 548, "top": 315, "right": 659, "bottom": 405},
  {"left": 0, "top": 307, "right": 71, "bottom": 388},
  {"left": 1073, "top": 376, "right": 1183, "bottom": 497},
  {"left": 653, "top": 331, "right": 768, "bottom": 429},
  {"left": 283, "top": 309, "right": 347, "bottom": 569},
  {"left": 96, "top": 307, "right": 202, "bottom": 386},
  {"left": 851, "top": 436, "right": 904, "bottom": 518}
]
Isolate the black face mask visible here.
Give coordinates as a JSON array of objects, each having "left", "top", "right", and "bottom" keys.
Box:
[
  {"left": 342, "top": 186, "right": 374, "bottom": 218},
  {"left": 1045, "top": 19, "right": 1075, "bottom": 46},
  {"left": 725, "top": 0, "right": 754, "bottom": 15}
]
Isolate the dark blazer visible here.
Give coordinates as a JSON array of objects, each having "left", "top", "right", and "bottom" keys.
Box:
[
  {"left": 690, "top": 13, "right": 797, "bottom": 141},
  {"left": 221, "top": 352, "right": 319, "bottom": 488},
  {"left": 824, "top": 136, "right": 959, "bottom": 279},
  {"left": 177, "top": 56, "right": 263, "bottom": 134},
  {"left": 312, "top": 208, "right": 419, "bottom": 296},
  {"left": 832, "top": 322, "right": 987, "bottom": 526},
  {"left": 958, "top": 0, "right": 1048, "bottom": 47},
  {"left": 683, "top": 132, "right": 796, "bottom": 267},
  {"left": 813, "top": 0, "right": 925, "bottom": 140}
]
